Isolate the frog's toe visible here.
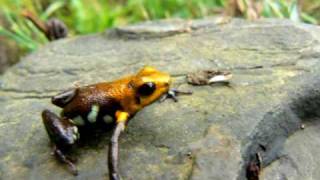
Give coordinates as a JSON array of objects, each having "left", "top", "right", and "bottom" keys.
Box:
[
  {"left": 53, "top": 145, "right": 78, "bottom": 176},
  {"left": 159, "top": 89, "right": 192, "bottom": 102}
]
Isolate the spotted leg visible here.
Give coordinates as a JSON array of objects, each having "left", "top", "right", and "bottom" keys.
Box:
[
  {"left": 108, "top": 111, "right": 129, "bottom": 180},
  {"left": 159, "top": 88, "right": 193, "bottom": 102},
  {"left": 42, "top": 110, "right": 79, "bottom": 175}
]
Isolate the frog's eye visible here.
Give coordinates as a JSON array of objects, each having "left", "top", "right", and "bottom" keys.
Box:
[{"left": 138, "top": 82, "right": 156, "bottom": 96}]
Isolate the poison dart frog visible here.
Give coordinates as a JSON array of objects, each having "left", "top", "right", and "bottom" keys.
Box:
[{"left": 41, "top": 66, "right": 192, "bottom": 180}]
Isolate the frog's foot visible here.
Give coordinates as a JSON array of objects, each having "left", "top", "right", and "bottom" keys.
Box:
[
  {"left": 42, "top": 110, "right": 80, "bottom": 175},
  {"left": 159, "top": 88, "right": 193, "bottom": 102},
  {"left": 42, "top": 110, "right": 79, "bottom": 147},
  {"left": 54, "top": 145, "right": 78, "bottom": 176}
]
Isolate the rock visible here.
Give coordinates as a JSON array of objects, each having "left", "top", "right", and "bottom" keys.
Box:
[
  {"left": 1, "top": 18, "right": 320, "bottom": 180},
  {"left": 114, "top": 18, "right": 192, "bottom": 39},
  {"left": 262, "top": 119, "right": 320, "bottom": 180}
]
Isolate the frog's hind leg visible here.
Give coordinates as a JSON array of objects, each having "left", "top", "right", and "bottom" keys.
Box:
[{"left": 42, "top": 109, "right": 79, "bottom": 175}]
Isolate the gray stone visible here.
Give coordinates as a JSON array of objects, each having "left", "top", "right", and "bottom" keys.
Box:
[
  {"left": 1, "top": 18, "right": 320, "bottom": 180},
  {"left": 262, "top": 120, "right": 320, "bottom": 180},
  {"left": 114, "top": 19, "right": 192, "bottom": 39}
]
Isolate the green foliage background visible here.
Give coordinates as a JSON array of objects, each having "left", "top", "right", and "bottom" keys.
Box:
[{"left": 0, "top": 0, "right": 319, "bottom": 53}]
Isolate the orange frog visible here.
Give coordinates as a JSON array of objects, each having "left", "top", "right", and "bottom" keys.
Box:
[{"left": 41, "top": 66, "right": 192, "bottom": 180}]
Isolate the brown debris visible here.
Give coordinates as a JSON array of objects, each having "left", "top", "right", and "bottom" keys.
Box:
[
  {"left": 22, "top": 10, "right": 68, "bottom": 41},
  {"left": 45, "top": 18, "right": 68, "bottom": 41},
  {"left": 246, "top": 153, "right": 262, "bottom": 180},
  {"left": 187, "top": 70, "right": 232, "bottom": 85},
  {"left": 246, "top": 162, "right": 260, "bottom": 180}
]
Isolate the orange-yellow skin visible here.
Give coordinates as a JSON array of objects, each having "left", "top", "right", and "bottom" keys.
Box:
[
  {"left": 58, "top": 66, "right": 171, "bottom": 124},
  {"left": 42, "top": 66, "right": 172, "bottom": 177}
]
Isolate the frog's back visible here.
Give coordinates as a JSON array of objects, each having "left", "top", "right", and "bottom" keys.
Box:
[
  {"left": 64, "top": 83, "right": 122, "bottom": 119},
  {"left": 51, "top": 77, "right": 133, "bottom": 125}
]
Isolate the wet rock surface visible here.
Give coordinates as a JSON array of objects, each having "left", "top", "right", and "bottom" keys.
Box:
[{"left": 1, "top": 18, "right": 320, "bottom": 180}]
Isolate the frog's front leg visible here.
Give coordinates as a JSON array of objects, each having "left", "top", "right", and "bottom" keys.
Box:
[
  {"left": 42, "top": 110, "right": 80, "bottom": 175},
  {"left": 159, "top": 88, "right": 193, "bottom": 102},
  {"left": 108, "top": 111, "right": 129, "bottom": 180}
]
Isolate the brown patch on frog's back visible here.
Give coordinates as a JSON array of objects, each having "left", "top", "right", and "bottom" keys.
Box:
[{"left": 61, "top": 83, "right": 124, "bottom": 121}]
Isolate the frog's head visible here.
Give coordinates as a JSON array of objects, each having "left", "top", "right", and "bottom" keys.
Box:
[{"left": 131, "top": 66, "right": 171, "bottom": 107}]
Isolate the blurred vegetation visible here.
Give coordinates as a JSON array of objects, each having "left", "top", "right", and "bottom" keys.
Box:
[{"left": 0, "top": 0, "right": 320, "bottom": 54}]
